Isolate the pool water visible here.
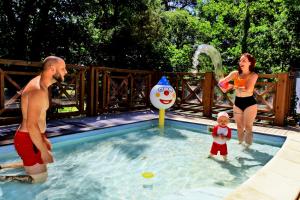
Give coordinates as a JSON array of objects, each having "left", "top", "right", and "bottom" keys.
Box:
[{"left": 0, "top": 120, "right": 285, "bottom": 200}]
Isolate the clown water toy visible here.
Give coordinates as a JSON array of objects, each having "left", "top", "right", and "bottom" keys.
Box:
[{"left": 150, "top": 76, "right": 176, "bottom": 128}]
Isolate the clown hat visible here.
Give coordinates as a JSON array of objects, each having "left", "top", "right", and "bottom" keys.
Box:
[{"left": 157, "top": 76, "right": 170, "bottom": 85}]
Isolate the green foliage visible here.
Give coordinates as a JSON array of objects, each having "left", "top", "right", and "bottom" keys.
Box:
[
  {"left": 163, "top": 44, "right": 194, "bottom": 72},
  {"left": 157, "top": 9, "right": 211, "bottom": 71},
  {"left": 0, "top": 0, "right": 299, "bottom": 73},
  {"left": 196, "top": 0, "right": 245, "bottom": 70}
]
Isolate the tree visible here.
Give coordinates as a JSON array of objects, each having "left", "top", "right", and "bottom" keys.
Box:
[
  {"left": 283, "top": 0, "right": 300, "bottom": 69},
  {"left": 196, "top": 0, "right": 245, "bottom": 71},
  {"left": 156, "top": 9, "right": 211, "bottom": 71}
]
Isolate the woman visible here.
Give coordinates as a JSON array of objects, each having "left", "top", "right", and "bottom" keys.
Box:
[{"left": 218, "top": 53, "right": 258, "bottom": 147}]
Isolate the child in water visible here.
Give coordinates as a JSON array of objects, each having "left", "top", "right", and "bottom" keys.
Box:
[{"left": 209, "top": 112, "right": 232, "bottom": 161}]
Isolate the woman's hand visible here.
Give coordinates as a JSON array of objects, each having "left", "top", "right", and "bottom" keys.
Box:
[{"left": 218, "top": 81, "right": 234, "bottom": 93}]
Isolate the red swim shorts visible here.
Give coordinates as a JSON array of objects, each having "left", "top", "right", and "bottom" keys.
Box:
[
  {"left": 210, "top": 142, "right": 228, "bottom": 156},
  {"left": 14, "top": 130, "right": 51, "bottom": 166}
]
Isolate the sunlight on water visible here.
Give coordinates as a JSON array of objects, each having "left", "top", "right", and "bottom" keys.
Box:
[
  {"left": 192, "top": 44, "right": 224, "bottom": 81},
  {"left": 0, "top": 125, "right": 282, "bottom": 200}
]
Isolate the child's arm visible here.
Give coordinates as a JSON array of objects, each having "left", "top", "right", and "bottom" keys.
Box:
[
  {"left": 226, "top": 127, "right": 232, "bottom": 140},
  {"left": 212, "top": 126, "right": 218, "bottom": 138}
]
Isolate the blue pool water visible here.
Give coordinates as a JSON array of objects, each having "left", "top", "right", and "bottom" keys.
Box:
[{"left": 0, "top": 120, "right": 285, "bottom": 200}]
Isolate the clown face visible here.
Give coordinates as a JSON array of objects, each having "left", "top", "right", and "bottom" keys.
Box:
[{"left": 150, "top": 84, "right": 176, "bottom": 109}]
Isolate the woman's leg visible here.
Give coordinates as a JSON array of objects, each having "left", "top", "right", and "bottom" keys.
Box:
[
  {"left": 243, "top": 104, "right": 258, "bottom": 145},
  {"left": 233, "top": 105, "right": 245, "bottom": 144}
]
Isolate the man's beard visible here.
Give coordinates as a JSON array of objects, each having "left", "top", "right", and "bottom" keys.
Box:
[{"left": 53, "top": 73, "right": 63, "bottom": 83}]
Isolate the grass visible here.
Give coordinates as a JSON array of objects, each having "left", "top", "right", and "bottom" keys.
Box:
[{"left": 58, "top": 106, "right": 78, "bottom": 113}]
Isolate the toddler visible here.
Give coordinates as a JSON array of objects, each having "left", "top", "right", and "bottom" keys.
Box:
[{"left": 209, "top": 112, "right": 232, "bottom": 161}]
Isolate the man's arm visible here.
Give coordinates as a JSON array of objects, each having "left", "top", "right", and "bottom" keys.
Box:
[{"left": 26, "top": 90, "right": 53, "bottom": 164}]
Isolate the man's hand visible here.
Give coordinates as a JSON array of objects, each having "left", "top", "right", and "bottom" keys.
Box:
[
  {"left": 41, "top": 150, "right": 54, "bottom": 164},
  {"left": 44, "top": 138, "right": 52, "bottom": 151}
]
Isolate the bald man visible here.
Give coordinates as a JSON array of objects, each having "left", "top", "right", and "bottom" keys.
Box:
[{"left": 0, "top": 56, "right": 67, "bottom": 183}]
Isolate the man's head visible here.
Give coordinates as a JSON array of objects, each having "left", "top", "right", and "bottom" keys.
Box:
[
  {"left": 217, "top": 112, "right": 230, "bottom": 126},
  {"left": 42, "top": 56, "right": 67, "bottom": 83}
]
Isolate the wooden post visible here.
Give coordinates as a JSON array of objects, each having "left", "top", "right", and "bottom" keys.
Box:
[
  {"left": 202, "top": 72, "right": 214, "bottom": 117},
  {"left": 0, "top": 70, "right": 4, "bottom": 110},
  {"left": 284, "top": 72, "right": 294, "bottom": 117},
  {"left": 86, "top": 66, "right": 95, "bottom": 116},
  {"left": 274, "top": 73, "right": 289, "bottom": 126}
]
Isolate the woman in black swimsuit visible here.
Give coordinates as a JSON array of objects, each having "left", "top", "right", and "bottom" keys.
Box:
[{"left": 218, "top": 53, "right": 258, "bottom": 147}]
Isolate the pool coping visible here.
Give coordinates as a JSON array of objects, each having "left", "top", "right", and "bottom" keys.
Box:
[{"left": 0, "top": 110, "right": 299, "bottom": 199}]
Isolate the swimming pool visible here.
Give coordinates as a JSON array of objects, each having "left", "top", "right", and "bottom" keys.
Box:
[{"left": 0, "top": 119, "right": 285, "bottom": 200}]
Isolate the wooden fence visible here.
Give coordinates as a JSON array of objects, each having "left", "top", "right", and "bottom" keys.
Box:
[
  {"left": 159, "top": 72, "right": 291, "bottom": 126},
  {"left": 0, "top": 59, "right": 294, "bottom": 126},
  {"left": 0, "top": 59, "right": 86, "bottom": 124}
]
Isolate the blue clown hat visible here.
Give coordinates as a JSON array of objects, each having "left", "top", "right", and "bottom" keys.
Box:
[{"left": 157, "top": 76, "right": 170, "bottom": 85}]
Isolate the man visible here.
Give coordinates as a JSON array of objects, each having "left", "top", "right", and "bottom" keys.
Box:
[{"left": 0, "top": 56, "right": 67, "bottom": 183}]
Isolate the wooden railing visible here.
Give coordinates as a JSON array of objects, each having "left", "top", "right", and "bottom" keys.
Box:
[
  {"left": 49, "top": 63, "right": 86, "bottom": 118},
  {"left": 212, "top": 73, "right": 290, "bottom": 125},
  {"left": 0, "top": 59, "right": 86, "bottom": 124},
  {"left": 0, "top": 59, "right": 294, "bottom": 126},
  {"left": 159, "top": 72, "right": 292, "bottom": 126},
  {"left": 89, "top": 67, "right": 153, "bottom": 115}
]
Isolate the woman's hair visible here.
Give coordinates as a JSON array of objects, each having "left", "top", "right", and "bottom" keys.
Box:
[{"left": 238, "top": 53, "right": 256, "bottom": 74}]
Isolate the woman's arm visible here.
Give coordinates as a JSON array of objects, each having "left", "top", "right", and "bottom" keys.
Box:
[
  {"left": 219, "top": 71, "right": 238, "bottom": 84},
  {"left": 218, "top": 71, "right": 238, "bottom": 92}
]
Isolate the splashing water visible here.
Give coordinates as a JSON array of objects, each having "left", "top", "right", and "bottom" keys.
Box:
[{"left": 192, "top": 44, "right": 224, "bottom": 80}]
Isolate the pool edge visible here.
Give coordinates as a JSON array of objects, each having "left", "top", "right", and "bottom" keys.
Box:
[{"left": 223, "top": 134, "right": 300, "bottom": 200}]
